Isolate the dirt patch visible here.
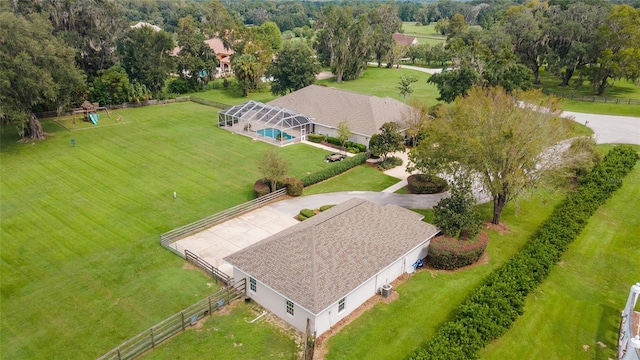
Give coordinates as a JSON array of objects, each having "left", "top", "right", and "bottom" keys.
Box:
[
  {"left": 313, "top": 274, "right": 408, "bottom": 359},
  {"left": 483, "top": 221, "right": 510, "bottom": 234}
]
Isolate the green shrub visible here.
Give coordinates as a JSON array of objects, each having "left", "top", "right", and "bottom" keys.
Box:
[
  {"left": 284, "top": 177, "right": 303, "bottom": 196},
  {"left": 407, "top": 174, "right": 448, "bottom": 194},
  {"left": 347, "top": 147, "right": 359, "bottom": 154},
  {"left": 253, "top": 179, "right": 271, "bottom": 198},
  {"left": 301, "top": 153, "right": 368, "bottom": 186},
  {"left": 319, "top": 204, "right": 335, "bottom": 212},
  {"left": 307, "top": 133, "right": 324, "bottom": 143},
  {"left": 326, "top": 136, "right": 342, "bottom": 146},
  {"left": 167, "top": 78, "right": 193, "bottom": 94},
  {"left": 433, "top": 176, "right": 482, "bottom": 239},
  {"left": 297, "top": 214, "right": 308, "bottom": 221},
  {"left": 377, "top": 156, "right": 403, "bottom": 170},
  {"left": 300, "top": 209, "right": 315, "bottom": 218},
  {"left": 408, "top": 146, "right": 639, "bottom": 360},
  {"left": 427, "top": 235, "right": 488, "bottom": 270}
]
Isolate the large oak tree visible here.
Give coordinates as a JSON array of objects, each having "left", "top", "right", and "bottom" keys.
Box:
[
  {"left": 409, "top": 86, "right": 590, "bottom": 224},
  {"left": 0, "top": 12, "right": 86, "bottom": 139}
]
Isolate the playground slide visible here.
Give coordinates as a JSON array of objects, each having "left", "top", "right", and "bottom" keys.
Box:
[{"left": 88, "top": 113, "right": 98, "bottom": 125}]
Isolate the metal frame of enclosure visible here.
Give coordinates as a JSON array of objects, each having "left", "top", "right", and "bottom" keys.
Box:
[{"left": 218, "top": 101, "right": 313, "bottom": 146}]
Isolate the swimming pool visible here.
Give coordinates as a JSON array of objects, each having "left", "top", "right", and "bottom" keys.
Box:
[{"left": 256, "top": 128, "right": 295, "bottom": 140}]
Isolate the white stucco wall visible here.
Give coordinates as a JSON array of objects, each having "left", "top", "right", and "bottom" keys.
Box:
[{"left": 233, "top": 236, "right": 433, "bottom": 336}]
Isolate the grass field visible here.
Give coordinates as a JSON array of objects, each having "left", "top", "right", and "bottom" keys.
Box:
[
  {"left": 401, "top": 22, "right": 447, "bottom": 46},
  {"left": 480, "top": 145, "right": 640, "bottom": 360},
  {"left": 0, "top": 101, "right": 334, "bottom": 359},
  {"left": 317, "top": 66, "right": 440, "bottom": 105},
  {"left": 141, "top": 302, "right": 298, "bottom": 359},
  {"left": 539, "top": 69, "right": 640, "bottom": 117},
  {"left": 191, "top": 78, "right": 278, "bottom": 105},
  {"left": 303, "top": 165, "right": 400, "bottom": 195}
]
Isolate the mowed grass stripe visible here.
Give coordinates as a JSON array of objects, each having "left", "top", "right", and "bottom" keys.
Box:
[{"left": 0, "top": 101, "right": 330, "bottom": 359}]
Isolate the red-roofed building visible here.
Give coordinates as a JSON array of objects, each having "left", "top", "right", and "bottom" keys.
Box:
[{"left": 393, "top": 33, "right": 418, "bottom": 46}]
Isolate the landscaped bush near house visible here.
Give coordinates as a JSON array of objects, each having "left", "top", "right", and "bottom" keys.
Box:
[
  {"left": 301, "top": 153, "right": 368, "bottom": 186},
  {"left": 319, "top": 204, "right": 335, "bottom": 212},
  {"left": 427, "top": 234, "right": 488, "bottom": 270},
  {"left": 377, "top": 156, "right": 403, "bottom": 170},
  {"left": 345, "top": 141, "right": 366, "bottom": 153},
  {"left": 307, "top": 133, "right": 325, "bottom": 143},
  {"left": 253, "top": 179, "right": 270, "bottom": 198},
  {"left": 407, "top": 174, "right": 448, "bottom": 194},
  {"left": 408, "top": 146, "right": 639, "bottom": 360},
  {"left": 326, "top": 136, "right": 342, "bottom": 146},
  {"left": 284, "top": 177, "right": 303, "bottom": 196},
  {"left": 297, "top": 214, "right": 308, "bottom": 221},
  {"left": 300, "top": 209, "right": 315, "bottom": 218}
]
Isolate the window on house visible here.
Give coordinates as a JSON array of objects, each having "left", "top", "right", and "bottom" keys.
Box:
[
  {"left": 286, "top": 299, "right": 294, "bottom": 316},
  {"left": 338, "top": 297, "right": 346, "bottom": 313},
  {"left": 249, "top": 277, "right": 256, "bottom": 293}
]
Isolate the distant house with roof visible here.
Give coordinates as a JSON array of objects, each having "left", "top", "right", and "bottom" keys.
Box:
[
  {"left": 393, "top": 33, "right": 418, "bottom": 47},
  {"left": 171, "top": 37, "right": 234, "bottom": 75},
  {"left": 218, "top": 85, "right": 413, "bottom": 147},
  {"left": 224, "top": 198, "right": 439, "bottom": 336}
]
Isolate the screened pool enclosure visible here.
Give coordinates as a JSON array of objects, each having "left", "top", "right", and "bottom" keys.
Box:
[{"left": 218, "top": 101, "right": 313, "bottom": 146}]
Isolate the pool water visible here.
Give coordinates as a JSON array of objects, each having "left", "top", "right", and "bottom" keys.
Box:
[{"left": 256, "top": 128, "right": 295, "bottom": 140}]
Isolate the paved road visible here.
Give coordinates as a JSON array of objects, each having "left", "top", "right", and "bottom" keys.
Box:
[{"left": 563, "top": 111, "right": 640, "bottom": 145}]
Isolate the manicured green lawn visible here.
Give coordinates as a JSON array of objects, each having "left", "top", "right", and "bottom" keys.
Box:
[
  {"left": 317, "top": 66, "right": 440, "bottom": 105},
  {"left": 0, "top": 102, "right": 333, "bottom": 359},
  {"left": 480, "top": 146, "right": 640, "bottom": 360},
  {"left": 401, "top": 22, "right": 447, "bottom": 46},
  {"left": 188, "top": 78, "right": 278, "bottom": 105},
  {"left": 324, "top": 191, "right": 566, "bottom": 360},
  {"left": 303, "top": 165, "right": 400, "bottom": 195},
  {"left": 538, "top": 70, "right": 640, "bottom": 117},
  {"left": 142, "top": 302, "right": 298, "bottom": 360}
]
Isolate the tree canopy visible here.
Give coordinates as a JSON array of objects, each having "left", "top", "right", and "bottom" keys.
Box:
[
  {"left": 119, "top": 26, "right": 175, "bottom": 95},
  {"left": 268, "top": 42, "right": 320, "bottom": 96},
  {"left": 409, "top": 86, "right": 591, "bottom": 224},
  {"left": 369, "top": 122, "right": 405, "bottom": 161},
  {"left": 0, "top": 11, "right": 86, "bottom": 139}
]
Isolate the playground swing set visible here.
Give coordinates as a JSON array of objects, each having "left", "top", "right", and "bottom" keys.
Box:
[{"left": 71, "top": 101, "right": 112, "bottom": 125}]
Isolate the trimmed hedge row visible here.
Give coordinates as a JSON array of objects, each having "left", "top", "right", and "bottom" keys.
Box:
[
  {"left": 301, "top": 153, "right": 368, "bottom": 187},
  {"left": 427, "top": 234, "right": 488, "bottom": 270},
  {"left": 307, "top": 133, "right": 324, "bottom": 143},
  {"left": 408, "top": 146, "right": 639, "bottom": 360}
]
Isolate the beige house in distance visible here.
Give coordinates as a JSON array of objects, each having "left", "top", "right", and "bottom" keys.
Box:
[{"left": 268, "top": 85, "right": 412, "bottom": 147}]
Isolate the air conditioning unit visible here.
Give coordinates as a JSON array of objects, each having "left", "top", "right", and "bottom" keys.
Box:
[{"left": 380, "top": 284, "right": 393, "bottom": 298}]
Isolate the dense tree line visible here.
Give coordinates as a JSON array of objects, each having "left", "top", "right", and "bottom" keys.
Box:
[{"left": 2, "top": 0, "right": 639, "bottom": 139}]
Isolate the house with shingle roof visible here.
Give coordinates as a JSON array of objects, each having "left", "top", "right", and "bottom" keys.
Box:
[
  {"left": 224, "top": 198, "right": 439, "bottom": 336},
  {"left": 393, "top": 33, "right": 418, "bottom": 47},
  {"left": 267, "top": 85, "right": 413, "bottom": 147}
]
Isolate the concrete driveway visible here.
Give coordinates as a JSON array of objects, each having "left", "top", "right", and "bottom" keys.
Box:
[{"left": 564, "top": 111, "right": 640, "bottom": 145}]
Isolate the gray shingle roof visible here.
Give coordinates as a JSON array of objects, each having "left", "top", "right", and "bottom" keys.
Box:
[
  {"left": 224, "top": 198, "right": 439, "bottom": 314},
  {"left": 267, "top": 85, "right": 412, "bottom": 137}
]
